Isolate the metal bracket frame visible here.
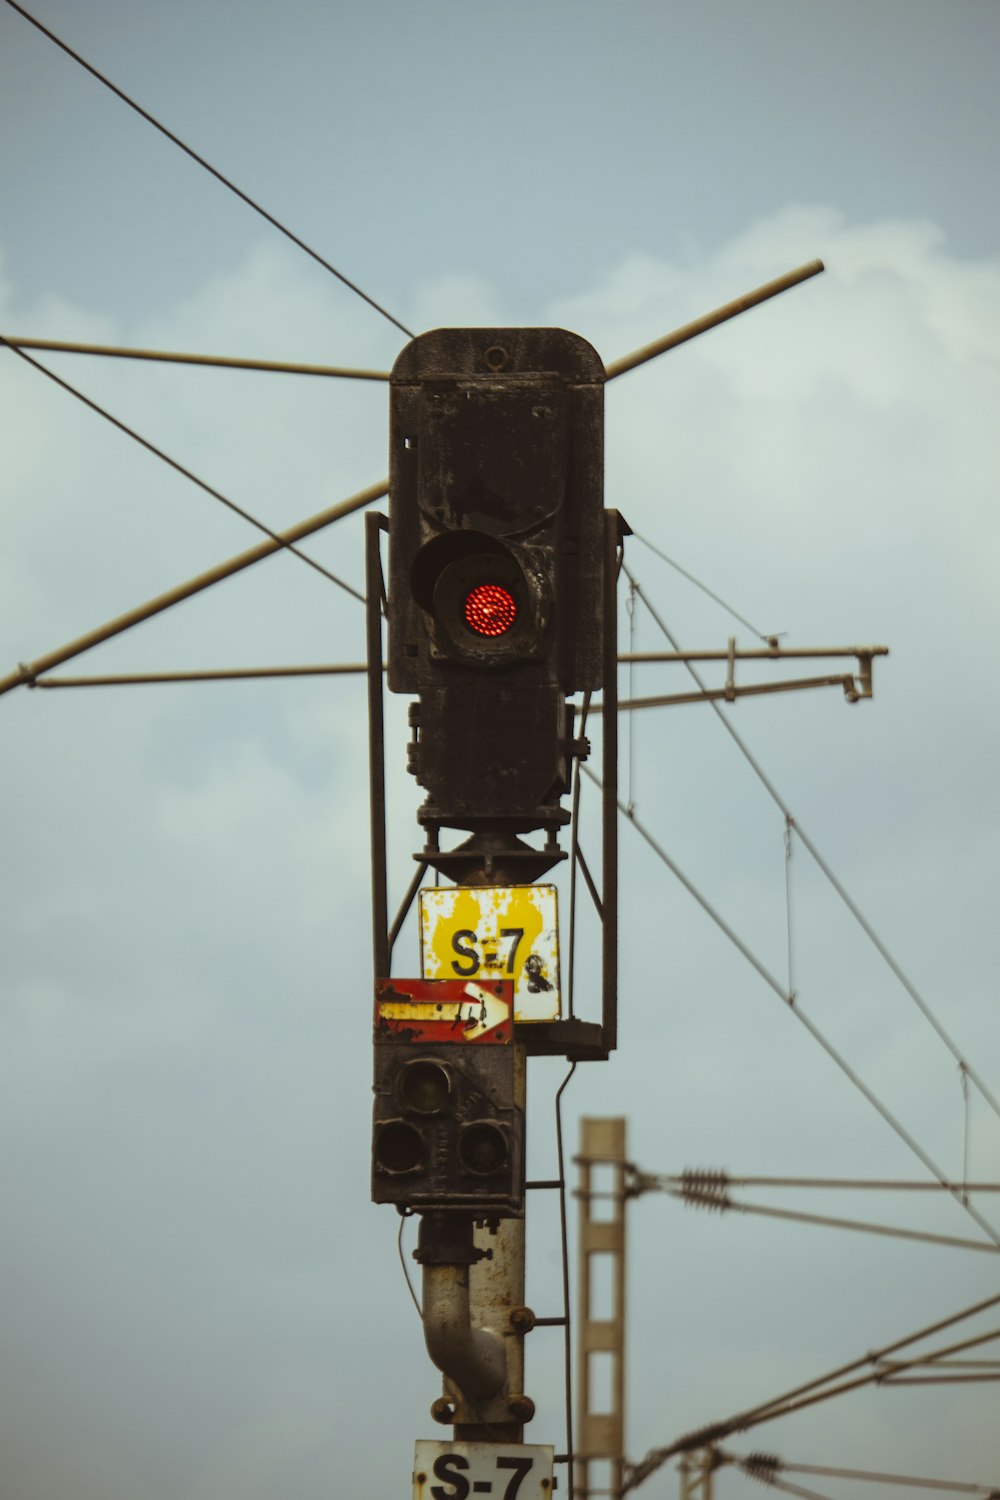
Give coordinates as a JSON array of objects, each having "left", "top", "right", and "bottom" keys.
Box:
[{"left": 365, "top": 509, "right": 622, "bottom": 1062}]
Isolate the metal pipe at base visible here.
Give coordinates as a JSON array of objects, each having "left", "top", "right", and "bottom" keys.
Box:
[{"left": 421, "top": 1260, "right": 507, "bottom": 1401}]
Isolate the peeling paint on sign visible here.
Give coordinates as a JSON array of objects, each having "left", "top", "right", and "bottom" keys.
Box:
[{"left": 418, "top": 885, "right": 561, "bottom": 1023}]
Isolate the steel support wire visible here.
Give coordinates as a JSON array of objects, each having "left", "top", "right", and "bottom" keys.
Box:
[
  {"left": 626, "top": 1326, "right": 1000, "bottom": 1488},
  {"left": 624, "top": 1312, "right": 1000, "bottom": 1493},
  {"left": 623, "top": 568, "right": 1000, "bottom": 1134},
  {"left": 739, "top": 1472, "right": 836, "bottom": 1500},
  {"left": 581, "top": 761, "right": 1000, "bottom": 1252},
  {"left": 4, "top": 0, "right": 413, "bottom": 340},
  {"left": 630, "top": 530, "right": 772, "bottom": 642},
  {"left": 665, "top": 1184, "right": 1000, "bottom": 1254},
  {"left": 726, "top": 1453, "right": 1000, "bottom": 1496},
  {"left": 641, "top": 1173, "right": 1000, "bottom": 1193},
  {"left": 0, "top": 335, "right": 365, "bottom": 603},
  {"left": 0, "top": 479, "right": 388, "bottom": 699}
]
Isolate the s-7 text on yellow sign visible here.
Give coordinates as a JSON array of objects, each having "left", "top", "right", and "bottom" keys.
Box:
[{"left": 419, "top": 885, "right": 560, "bottom": 1024}]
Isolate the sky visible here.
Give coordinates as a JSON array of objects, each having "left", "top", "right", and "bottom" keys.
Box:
[{"left": 2, "top": 1, "right": 999, "bottom": 1497}]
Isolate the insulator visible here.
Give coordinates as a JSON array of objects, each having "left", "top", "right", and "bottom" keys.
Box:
[
  {"left": 744, "top": 1453, "right": 783, "bottom": 1484},
  {"left": 681, "top": 1168, "right": 731, "bottom": 1210}
]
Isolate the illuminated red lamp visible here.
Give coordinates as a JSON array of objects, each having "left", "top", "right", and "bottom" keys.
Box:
[{"left": 464, "top": 583, "right": 518, "bottom": 638}]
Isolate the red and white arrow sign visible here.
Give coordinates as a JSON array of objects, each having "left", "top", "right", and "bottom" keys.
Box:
[{"left": 374, "top": 977, "right": 513, "bottom": 1044}]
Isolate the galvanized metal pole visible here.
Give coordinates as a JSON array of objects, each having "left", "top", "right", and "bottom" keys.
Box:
[
  {"left": 435, "top": 1045, "right": 532, "bottom": 1443},
  {"left": 604, "top": 260, "right": 824, "bottom": 381},
  {"left": 0, "top": 478, "right": 388, "bottom": 698},
  {"left": 680, "top": 1449, "right": 718, "bottom": 1500},
  {"left": 576, "top": 1118, "right": 628, "bottom": 1500}
]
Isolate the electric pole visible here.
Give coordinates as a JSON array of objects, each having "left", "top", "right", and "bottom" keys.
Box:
[{"left": 368, "top": 326, "right": 620, "bottom": 1499}]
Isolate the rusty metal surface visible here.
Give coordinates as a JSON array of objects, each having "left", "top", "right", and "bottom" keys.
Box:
[
  {"left": 422, "top": 1259, "right": 507, "bottom": 1400},
  {"left": 449, "top": 1049, "right": 530, "bottom": 1436},
  {"left": 366, "top": 513, "right": 390, "bottom": 981},
  {"left": 419, "top": 885, "right": 561, "bottom": 1024},
  {"left": 375, "top": 977, "right": 513, "bottom": 1045},
  {"left": 371, "top": 1018, "right": 524, "bottom": 1215}
]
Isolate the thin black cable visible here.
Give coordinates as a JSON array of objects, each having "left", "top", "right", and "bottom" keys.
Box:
[
  {"left": 567, "top": 693, "right": 592, "bottom": 1019},
  {"left": 555, "top": 1061, "right": 579, "bottom": 1499},
  {"left": 623, "top": 564, "right": 1000, "bottom": 1132},
  {"left": 0, "top": 335, "right": 365, "bottom": 603},
  {"left": 4, "top": 0, "right": 414, "bottom": 341},
  {"left": 783, "top": 816, "right": 796, "bottom": 1002},
  {"left": 581, "top": 761, "right": 1000, "bottom": 1252},
  {"left": 397, "top": 1213, "right": 422, "bottom": 1320},
  {"left": 960, "top": 1063, "right": 971, "bottom": 1206},
  {"left": 631, "top": 530, "right": 772, "bottom": 641}
]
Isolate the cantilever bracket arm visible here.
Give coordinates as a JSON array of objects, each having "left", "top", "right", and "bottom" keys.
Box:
[{"left": 595, "top": 643, "right": 888, "bottom": 713}]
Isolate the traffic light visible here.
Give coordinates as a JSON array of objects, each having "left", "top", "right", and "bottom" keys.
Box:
[
  {"left": 371, "top": 978, "right": 524, "bottom": 1216},
  {"left": 387, "top": 328, "right": 605, "bottom": 880}
]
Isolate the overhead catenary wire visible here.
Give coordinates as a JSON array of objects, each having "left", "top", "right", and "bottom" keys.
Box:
[
  {"left": 0, "top": 335, "right": 366, "bottom": 604},
  {"left": 626, "top": 1323, "right": 1000, "bottom": 1491},
  {"left": 5, "top": 263, "right": 832, "bottom": 700},
  {"left": 725, "top": 1451, "right": 1000, "bottom": 1496},
  {"left": 740, "top": 1471, "right": 837, "bottom": 1500},
  {"left": 624, "top": 1283, "right": 1000, "bottom": 1492},
  {"left": 641, "top": 1172, "right": 1000, "bottom": 1192},
  {"left": 652, "top": 1180, "right": 1000, "bottom": 1255},
  {"left": 631, "top": 529, "right": 773, "bottom": 641},
  {"left": 582, "top": 758, "right": 1000, "bottom": 1254},
  {"left": 5, "top": 260, "right": 825, "bottom": 396},
  {"left": 3, "top": 0, "right": 413, "bottom": 340},
  {"left": 622, "top": 564, "right": 1000, "bottom": 1133}
]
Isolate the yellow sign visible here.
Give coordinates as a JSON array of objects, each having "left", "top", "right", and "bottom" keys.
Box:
[{"left": 419, "top": 885, "right": 561, "bottom": 1023}]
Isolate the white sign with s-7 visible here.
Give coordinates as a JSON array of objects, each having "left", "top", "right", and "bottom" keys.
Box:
[{"left": 413, "top": 1441, "right": 555, "bottom": 1500}]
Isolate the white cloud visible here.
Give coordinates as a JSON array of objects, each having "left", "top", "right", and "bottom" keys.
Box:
[{"left": 2, "top": 208, "right": 999, "bottom": 1498}]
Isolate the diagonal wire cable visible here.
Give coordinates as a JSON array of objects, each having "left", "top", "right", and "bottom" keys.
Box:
[
  {"left": 631, "top": 530, "right": 773, "bottom": 641},
  {"left": 659, "top": 1182, "right": 1000, "bottom": 1254},
  {"left": 743, "top": 1471, "right": 837, "bottom": 1500},
  {"left": 4, "top": 0, "right": 413, "bottom": 340},
  {"left": 626, "top": 1317, "right": 1000, "bottom": 1491},
  {"left": 582, "top": 760, "right": 1000, "bottom": 1251},
  {"left": 397, "top": 1213, "right": 422, "bottom": 1320},
  {"left": 622, "top": 563, "right": 1000, "bottom": 1131},
  {"left": 728, "top": 1452, "right": 1000, "bottom": 1496},
  {"left": 641, "top": 1172, "right": 1000, "bottom": 1193},
  {"left": 0, "top": 335, "right": 365, "bottom": 603}
]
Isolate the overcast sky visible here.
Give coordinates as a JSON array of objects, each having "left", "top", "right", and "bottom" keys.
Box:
[{"left": 2, "top": 3, "right": 999, "bottom": 1498}]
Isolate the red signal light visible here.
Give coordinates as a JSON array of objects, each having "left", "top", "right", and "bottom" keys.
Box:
[{"left": 464, "top": 583, "right": 518, "bottom": 638}]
